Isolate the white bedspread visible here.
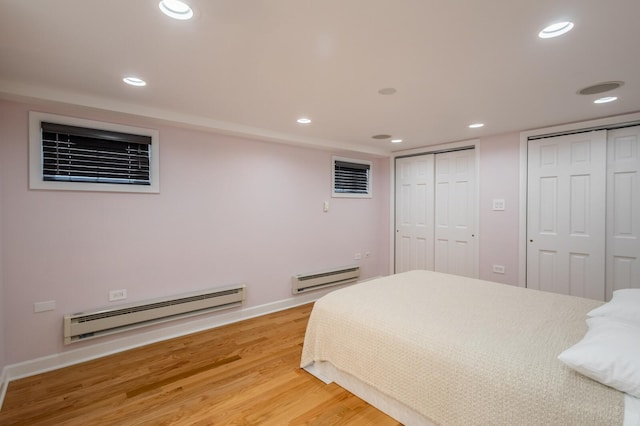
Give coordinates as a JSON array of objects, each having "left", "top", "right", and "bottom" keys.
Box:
[{"left": 301, "top": 270, "right": 626, "bottom": 425}]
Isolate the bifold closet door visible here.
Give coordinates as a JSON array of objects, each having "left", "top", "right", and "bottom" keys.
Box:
[
  {"left": 527, "top": 131, "right": 607, "bottom": 300},
  {"left": 395, "top": 155, "right": 435, "bottom": 273},
  {"left": 434, "top": 149, "right": 477, "bottom": 278},
  {"left": 606, "top": 126, "right": 640, "bottom": 299}
]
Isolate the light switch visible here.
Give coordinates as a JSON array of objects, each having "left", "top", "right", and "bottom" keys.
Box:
[{"left": 323, "top": 201, "right": 329, "bottom": 212}]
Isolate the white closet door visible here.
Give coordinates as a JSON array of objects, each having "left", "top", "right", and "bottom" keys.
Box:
[
  {"left": 395, "top": 155, "right": 435, "bottom": 273},
  {"left": 434, "top": 149, "right": 477, "bottom": 278},
  {"left": 527, "top": 131, "right": 607, "bottom": 300},
  {"left": 606, "top": 126, "right": 640, "bottom": 299}
]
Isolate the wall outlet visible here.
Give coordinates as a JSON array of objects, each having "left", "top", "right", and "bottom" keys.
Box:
[
  {"left": 492, "top": 265, "right": 506, "bottom": 274},
  {"left": 109, "top": 289, "right": 127, "bottom": 301},
  {"left": 34, "top": 300, "right": 56, "bottom": 313},
  {"left": 492, "top": 199, "right": 506, "bottom": 211}
]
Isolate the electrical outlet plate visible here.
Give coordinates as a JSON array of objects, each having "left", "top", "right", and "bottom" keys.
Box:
[
  {"left": 492, "top": 265, "right": 506, "bottom": 274},
  {"left": 109, "top": 289, "right": 127, "bottom": 301},
  {"left": 34, "top": 300, "right": 56, "bottom": 313}
]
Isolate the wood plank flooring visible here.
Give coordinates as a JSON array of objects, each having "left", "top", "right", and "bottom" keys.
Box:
[{"left": 0, "top": 303, "right": 401, "bottom": 425}]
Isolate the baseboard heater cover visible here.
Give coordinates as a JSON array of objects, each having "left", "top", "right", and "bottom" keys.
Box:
[
  {"left": 63, "top": 285, "right": 246, "bottom": 344},
  {"left": 292, "top": 265, "right": 360, "bottom": 294}
]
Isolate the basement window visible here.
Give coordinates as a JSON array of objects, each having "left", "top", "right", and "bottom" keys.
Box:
[
  {"left": 332, "top": 156, "right": 372, "bottom": 198},
  {"left": 29, "top": 112, "right": 159, "bottom": 193}
]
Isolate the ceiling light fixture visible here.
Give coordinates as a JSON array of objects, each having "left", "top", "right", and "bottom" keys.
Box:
[
  {"left": 468, "top": 123, "right": 484, "bottom": 129},
  {"left": 594, "top": 96, "right": 618, "bottom": 104},
  {"left": 159, "top": 0, "right": 194, "bottom": 20},
  {"left": 297, "top": 118, "right": 311, "bottom": 124},
  {"left": 578, "top": 81, "right": 624, "bottom": 95},
  {"left": 371, "top": 134, "right": 391, "bottom": 140},
  {"left": 391, "top": 139, "right": 403, "bottom": 143},
  {"left": 538, "top": 21, "right": 574, "bottom": 39},
  {"left": 122, "top": 77, "right": 147, "bottom": 87}
]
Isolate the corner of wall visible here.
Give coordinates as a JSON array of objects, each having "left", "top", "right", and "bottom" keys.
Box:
[{"left": 0, "top": 101, "right": 7, "bottom": 409}]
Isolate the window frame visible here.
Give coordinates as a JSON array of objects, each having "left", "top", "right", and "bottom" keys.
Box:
[
  {"left": 29, "top": 112, "right": 160, "bottom": 193},
  {"left": 331, "top": 156, "right": 373, "bottom": 198}
]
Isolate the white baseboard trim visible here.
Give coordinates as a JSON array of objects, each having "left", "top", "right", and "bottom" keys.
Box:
[
  {"left": 0, "top": 366, "right": 8, "bottom": 411},
  {"left": 0, "top": 284, "right": 349, "bottom": 408}
]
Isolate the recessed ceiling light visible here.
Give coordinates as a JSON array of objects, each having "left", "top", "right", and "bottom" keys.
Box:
[
  {"left": 538, "top": 21, "right": 574, "bottom": 39},
  {"left": 122, "top": 77, "right": 146, "bottom": 87},
  {"left": 391, "top": 139, "right": 403, "bottom": 143},
  {"left": 594, "top": 96, "right": 618, "bottom": 104},
  {"left": 469, "top": 123, "right": 484, "bottom": 129},
  {"left": 297, "top": 118, "right": 311, "bottom": 124},
  {"left": 159, "top": 0, "right": 193, "bottom": 20}
]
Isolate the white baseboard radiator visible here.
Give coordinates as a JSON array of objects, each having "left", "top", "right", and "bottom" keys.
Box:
[
  {"left": 292, "top": 265, "right": 360, "bottom": 294},
  {"left": 63, "top": 285, "right": 246, "bottom": 344}
]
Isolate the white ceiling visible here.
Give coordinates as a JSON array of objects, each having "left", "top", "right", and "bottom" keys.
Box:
[{"left": 1, "top": 0, "right": 639, "bottom": 155}]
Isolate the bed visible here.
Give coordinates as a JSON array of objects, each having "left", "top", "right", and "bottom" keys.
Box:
[{"left": 300, "top": 270, "right": 640, "bottom": 425}]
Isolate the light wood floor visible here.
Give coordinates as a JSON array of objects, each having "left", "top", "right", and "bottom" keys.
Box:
[{"left": 0, "top": 303, "right": 401, "bottom": 425}]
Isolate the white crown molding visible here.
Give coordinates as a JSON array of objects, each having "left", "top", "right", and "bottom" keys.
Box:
[
  {"left": 391, "top": 138, "right": 480, "bottom": 158},
  {"left": 0, "top": 79, "right": 391, "bottom": 158}
]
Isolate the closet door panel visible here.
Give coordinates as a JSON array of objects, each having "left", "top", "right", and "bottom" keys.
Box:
[
  {"left": 527, "top": 131, "right": 607, "bottom": 300},
  {"left": 395, "top": 155, "right": 435, "bottom": 273},
  {"left": 606, "top": 126, "right": 640, "bottom": 299},
  {"left": 434, "top": 149, "right": 477, "bottom": 278}
]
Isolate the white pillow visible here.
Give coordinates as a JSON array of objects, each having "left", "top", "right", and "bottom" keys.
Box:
[
  {"left": 558, "top": 316, "right": 640, "bottom": 398},
  {"left": 588, "top": 288, "right": 640, "bottom": 324}
]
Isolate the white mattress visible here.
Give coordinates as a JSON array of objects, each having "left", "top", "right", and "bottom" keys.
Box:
[
  {"left": 305, "top": 361, "right": 435, "bottom": 426},
  {"left": 301, "top": 270, "right": 634, "bottom": 425},
  {"left": 305, "top": 362, "right": 640, "bottom": 426}
]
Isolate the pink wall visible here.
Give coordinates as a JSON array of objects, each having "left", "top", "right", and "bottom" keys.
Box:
[
  {"left": 0, "top": 100, "right": 390, "bottom": 364},
  {"left": 478, "top": 133, "right": 521, "bottom": 285},
  {"left": 0, "top": 97, "right": 524, "bottom": 368}
]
